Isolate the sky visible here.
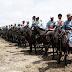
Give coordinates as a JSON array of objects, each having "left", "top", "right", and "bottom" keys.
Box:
[{"left": 0, "top": 0, "right": 72, "bottom": 27}]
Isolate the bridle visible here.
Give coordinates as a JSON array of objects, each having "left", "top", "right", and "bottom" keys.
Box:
[
  {"left": 57, "top": 28, "right": 66, "bottom": 51},
  {"left": 58, "top": 27, "right": 65, "bottom": 39}
]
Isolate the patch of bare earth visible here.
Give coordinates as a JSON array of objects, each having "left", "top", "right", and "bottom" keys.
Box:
[{"left": 0, "top": 38, "right": 72, "bottom": 72}]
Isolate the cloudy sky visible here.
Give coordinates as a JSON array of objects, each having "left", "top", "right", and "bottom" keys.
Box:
[{"left": 0, "top": 0, "right": 72, "bottom": 27}]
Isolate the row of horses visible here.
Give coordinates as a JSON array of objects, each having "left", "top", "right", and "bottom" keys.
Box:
[{"left": 0, "top": 26, "right": 71, "bottom": 66}]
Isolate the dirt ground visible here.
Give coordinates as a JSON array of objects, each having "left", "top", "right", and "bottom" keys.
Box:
[{"left": 0, "top": 38, "right": 72, "bottom": 72}]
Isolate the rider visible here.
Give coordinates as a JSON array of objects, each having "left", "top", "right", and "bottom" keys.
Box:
[
  {"left": 26, "top": 21, "right": 30, "bottom": 28},
  {"left": 31, "top": 16, "right": 42, "bottom": 40},
  {"left": 31, "top": 16, "right": 43, "bottom": 28},
  {"left": 6, "top": 25, "right": 9, "bottom": 30},
  {"left": 31, "top": 16, "right": 36, "bottom": 27},
  {"left": 18, "top": 24, "right": 22, "bottom": 29},
  {"left": 36, "top": 17, "right": 44, "bottom": 29},
  {"left": 71, "top": 15, "right": 72, "bottom": 21},
  {"left": 22, "top": 21, "right": 25, "bottom": 27},
  {"left": 57, "top": 14, "right": 64, "bottom": 28},
  {"left": 36, "top": 17, "right": 39, "bottom": 26},
  {"left": 14, "top": 24, "right": 17, "bottom": 29},
  {"left": 46, "top": 17, "right": 56, "bottom": 30},
  {"left": 11, "top": 24, "right": 13, "bottom": 29},
  {"left": 31, "top": 16, "right": 36, "bottom": 30},
  {"left": 63, "top": 14, "right": 72, "bottom": 34},
  {"left": 63, "top": 14, "right": 72, "bottom": 48},
  {"left": 9, "top": 25, "right": 11, "bottom": 30}
]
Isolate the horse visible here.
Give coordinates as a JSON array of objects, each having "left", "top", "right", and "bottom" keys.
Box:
[
  {"left": 53, "top": 26, "right": 68, "bottom": 66},
  {"left": 1, "top": 27, "right": 26, "bottom": 47},
  {"left": 33, "top": 26, "right": 56, "bottom": 58},
  {"left": 17, "top": 28, "right": 27, "bottom": 47},
  {"left": 21, "top": 26, "right": 38, "bottom": 53}
]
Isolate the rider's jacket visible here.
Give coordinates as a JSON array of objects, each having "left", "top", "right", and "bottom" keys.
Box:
[
  {"left": 36, "top": 20, "right": 44, "bottom": 29},
  {"left": 31, "top": 20, "right": 43, "bottom": 29},
  {"left": 19, "top": 26, "right": 22, "bottom": 29},
  {"left": 57, "top": 19, "right": 64, "bottom": 27},
  {"left": 46, "top": 20, "right": 55, "bottom": 30},
  {"left": 6, "top": 27, "right": 9, "bottom": 30},
  {"left": 67, "top": 31, "right": 72, "bottom": 47},
  {"left": 63, "top": 20, "right": 72, "bottom": 47},
  {"left": 32, "top": 20, "right": 37, "bottom": 26},
  {"left": 63, "top": 20, "right": 72, "bottom": 32}
]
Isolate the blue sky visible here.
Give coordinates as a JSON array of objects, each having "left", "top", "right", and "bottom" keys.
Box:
[{"left": 0, "top": 0, "right": 72, "bottom": 27}]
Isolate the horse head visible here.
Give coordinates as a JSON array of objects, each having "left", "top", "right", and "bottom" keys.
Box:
[
  {"left": 33, "top": 26, "right": 46, "bottom": 36},
  {"left": 54, "top": 26, "right": 63, "bottom": 42}
]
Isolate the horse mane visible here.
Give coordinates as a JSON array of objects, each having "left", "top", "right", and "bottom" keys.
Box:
[
  {"left": 37, "top": 26, "right": 46, "bottom": 31},
  {"left": 23, "top": 26, "right": 32, "bottom": 35},
  {"left": 23, "top": 26, "right": 29, "bottom": 29},
  {"left": 55, "top": 26, "right": 66, "bottom": 38}
]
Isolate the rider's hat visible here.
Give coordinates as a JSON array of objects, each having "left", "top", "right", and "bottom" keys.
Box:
[
  {"left": 33, "top": 16, "right": 36, "bottom": 18},
  {"left": 67, "top": 13, "right": 71, "bottom": 18},
  {"left": 50, "top": 17, "right": 54, "bottom": 19}
]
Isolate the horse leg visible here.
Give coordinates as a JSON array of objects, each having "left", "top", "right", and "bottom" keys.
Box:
[
  {"left": 29, "top": 43, "right": 32, "bottom": 53},
  {"left": 45, "top": 46, "right": 48, "bottom": 56},
  {"left": 18, "top": 38, "right": 21, "bottom": 46},
  {"left": 64, "top": 51, "right": 67, "bottom": 66},
  {"left": 34, "top": 43, "right": 37, "bottom": 54},
  {"left": 41, "top": 47, "right": 43, "bottom": 52},
  {"left": 57, "top": 50, "right": 58, "bottom": 56},
  {"left": 52, "top": 45, "right": 55, "bottom": 59},
  {"left": 24, "top": 42, "right": 26, "bottom": 47},
  {"left": 58, "top": 52, "right": 62, "bottom": 64},
  {"left": 68, "top": 47, "right": 70, "bottom": 54}
]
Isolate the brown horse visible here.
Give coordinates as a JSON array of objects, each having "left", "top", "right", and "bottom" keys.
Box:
[
  {"left": 22, "top": 26, "right": 37, "bottom": 53},
  {"left": 34, "top": 26, "right": 55, "bottom": 58},
  {"left": 34, "top": 26, "right": 68, "bottom": 66},
  {"left": 53, "top": 26, "right": 68, "bottom": 66}
]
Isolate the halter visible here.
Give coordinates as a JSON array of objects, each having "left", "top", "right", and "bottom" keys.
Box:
[
  {"left": 57, "top": 27, "right": 65, "bottom": 39},
  {"left": 58, "top": 31, "right": 65, "bottom": 38}
]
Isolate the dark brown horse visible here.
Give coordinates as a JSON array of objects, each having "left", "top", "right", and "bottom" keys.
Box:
[
  {"left": 22, "top": 26, "right": 37, "bottom": 53},
  {"left": 34, "top": 26, "right": 55, "bottom": 58},
  {"left": 53, "top": 26, "right": 68, "bottom": 66},
  {"left": 34, "top": 26, "right": 68, "bottom": 66}
]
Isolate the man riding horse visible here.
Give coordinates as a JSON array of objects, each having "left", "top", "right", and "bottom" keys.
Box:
[
  {"left": 46, "top": 17, "right": 56, "bottom": 31},
  {"left": 31, "top": 16, "right": 43, "bottom": 29},
  {"left": 57, "top": 14, "right": 64, "bottom": 28},
  {"left": 63, "top": 14, "right": 72, "bottom": 50}
]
